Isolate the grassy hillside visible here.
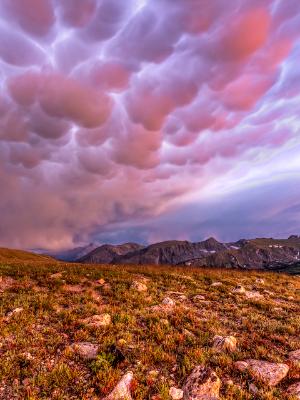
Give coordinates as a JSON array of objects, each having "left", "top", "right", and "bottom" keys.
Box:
[
  {"left": 0, "top": 248, "right": 56, "bottom": 263},
  {"left": 0, "top": 260, "right": 299, "bottom": 399}
]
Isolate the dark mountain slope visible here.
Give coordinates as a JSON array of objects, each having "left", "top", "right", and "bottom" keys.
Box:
[{"left": 79, "top": 243, "right": 144, "bottom": 264}]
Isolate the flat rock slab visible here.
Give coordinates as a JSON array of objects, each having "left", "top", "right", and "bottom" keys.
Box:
[
  {"left": 287, "top": 382, "right": 300, "bottom": 399},
  {"left": 235, "top": 359, "right": 289, "bottom": 386}
]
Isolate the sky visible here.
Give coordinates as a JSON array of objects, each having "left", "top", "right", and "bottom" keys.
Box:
[{"left": 0, "top": 0, "right": 300, "bottom": 250}]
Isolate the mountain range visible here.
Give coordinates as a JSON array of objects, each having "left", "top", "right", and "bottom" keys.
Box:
[{"left": 49, "top": 235, "right": 300, "bottom": 273}]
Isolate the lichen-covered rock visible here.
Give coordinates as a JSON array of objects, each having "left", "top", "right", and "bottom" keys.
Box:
[
  {"left": 234, "top": 360, "right": 289, "bottom": 386},
  {"left": 104, "top": 371, "right": 133, "bottom": 400},
  {"left": 82, "top": 313, "right": 111, "bottom": 328},
  {"left": 131, "top": 281, "right": 147, "bottom": 292},
  {"left": 288, "top": 350, "right": 300, "bottom": 378},
  {"left": 183, "top": 365, "right": 221, "bottom": 399},
  {"left": 287, "top": 382, "right": 300, "bottom": 399},
  {"left": 212, "top": 335, "right": 237, "bottom": 353},
  {"left": 69, "top": 342, "right": 99, "bottom": 360}
]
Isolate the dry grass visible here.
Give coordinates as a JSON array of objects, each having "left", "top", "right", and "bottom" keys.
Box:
[{"left": 0, "top": 260, "right": 299, "bottom": 399}]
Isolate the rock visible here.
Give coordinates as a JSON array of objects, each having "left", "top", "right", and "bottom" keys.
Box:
[
  {"left": 255, "top": 278, "right": 265, "bottom": 284},
  {"left": 104, "top": 371, "right": 133, "bottom": 400},
  {"left": 7, "top": 307, "right": 24, "bottom": 317},
  {"left": 70, "top": 342, "right": 99, "bottom": 360},
  {"left": 118, "top": 339, "right": 127, "bottom": 346},
  {"left": 288, "top": 349, "right": 300, "bottom": 378},
  {"left": 234, "top": 360, "right": 289, "bottom": 386},
  {"left": 287, "top": 382, "right": 300, "bottom": 399},
  {"left": 213, "top": 335, "right": 237, "bottom": 353},
  {"left": 50, "top": 272, "right": 63, "bottom": 279},
  {"left": 211, "top": 282, "right": 222, "bottom": 287},
  {"left": 193, "top": 295, "right": 206, "bottom": 302},
  {"left": 162, "top": 297, "right": 175, "bottom": 307},
  {"left": 183, "top": 365, "right": 221, "bottom": 399},
  {"left": 249, "top": 383, "right": 259, "bottom": 395},
  {"left": 82, "top": 313, "right": 111, "bottom": 328},
  {"left": 169, "top": 387, "right": 184, "bottom": 399},
  {"left": 232, "top": 285, "right": 246, "bottom": 294},
  {"left": 97, "top": 278, "right": 105, "bottom": 285},
  {"left": 244, "top": 291, "right": 264, "bottom": 300},
  {"left": 131, "top": 281, "right": 147, "bottom": 292}
]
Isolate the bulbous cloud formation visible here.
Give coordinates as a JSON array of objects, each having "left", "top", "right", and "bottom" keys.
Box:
[{"left": 0, "top": 0, "right": 300, "bottom": 249}]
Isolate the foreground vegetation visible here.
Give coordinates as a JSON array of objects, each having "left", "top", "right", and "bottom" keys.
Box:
[{"left": 0, "top": 256, "right": 299, "bottom": 399}]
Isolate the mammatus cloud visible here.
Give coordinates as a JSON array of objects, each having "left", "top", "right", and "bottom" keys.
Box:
[{"left": 0, "top": 0, "right": 299, "bottom": 249}]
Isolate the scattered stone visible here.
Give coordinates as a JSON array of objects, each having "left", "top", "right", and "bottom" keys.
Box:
[
  {"left": 211, "top": 282, "right": 222, "bottom": 287},
  {"left": 213, "top": 335, "right": 237, "bottom": 353},
  {"left": 82, "top": 314, "right": 111, "bottom": 328},
  {"left": 104, "top": 371, "right": 133, "bottom": 400},
  {"left": 288, "top": 296, "right": 294, "bottom": 300},
  {"left": 160, "top": 319, "right": 169, "bottom": 325},
  {"left": 183, "top": 365, "right": 221, "bottom": 399},
  {"left": 232, "top": 285, "right": 246, "bottom": 294},
  {"left": 183, "top": 329, "right": 196, "bottom": 338},
  {"left": 131, "top": 280, "right": 148, "bottom": 292},
  {"left": 169, "top": 387, "right": 183, "bottom": 399},
  {"left": 7, "top": 307, "right": 24, "bottom": 317},
  {"left": 50, "top": 272, "right": 63, "bottom": 279},
  {"left": 193, "top": 295, "right": 206, "bottom": 302},
  {"left": 162, "top": 297, "right": 175, "bottom": 307},
  {"left": 70, "top": 342, "right": 99, "bottom": 360},
  {"left": 288, "top": 349, "right": 300, "bottom": 378},
  {"left": 244, "top": 291, "right": 264, "bottom": 300},
  {"left": 287, "top": 382, "right": 300, "bottom": 399},
  {"left": 97, "top": 278, "right": 105, "bottom": 285},
  {"left": 234, "top": 360, "right": 289, "bottom": 386},
  {"left": 62, "top": 284, "right": 83, "bottom": 293},
  {"left": 255, "top": 278, "right": 265, "bottom": 284}
]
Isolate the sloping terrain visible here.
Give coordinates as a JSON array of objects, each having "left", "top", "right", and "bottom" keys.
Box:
[
  {"left": 0, "top": 248, "right": 56, "bottom": 263},
  {"left": 0, "top": 259, "right": 299, "bottom": 399}
]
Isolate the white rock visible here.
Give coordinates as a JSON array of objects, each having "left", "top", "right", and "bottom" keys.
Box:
[
  {"left": 169, "top": 387, "right": 183, "bottom": 399},
  {"left": 104, "top": 371, "right": 134, "bottom": 400},
  {"left": 232, "top": 285, "right": 246, "bottom": 294}
]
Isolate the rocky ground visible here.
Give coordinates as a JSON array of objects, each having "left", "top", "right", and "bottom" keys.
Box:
[{"left": 0, "top": 260, "right": 299, "bottom": 399}]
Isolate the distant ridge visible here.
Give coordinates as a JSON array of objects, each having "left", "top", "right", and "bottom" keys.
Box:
[{"left": 73, "top": 235, "right": 300, "bottom": 273}]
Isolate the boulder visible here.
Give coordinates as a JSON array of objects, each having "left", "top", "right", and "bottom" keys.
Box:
[
  {"left": 104, "top": 371, "right": 133, "bottom": 400},
  {"left": 212, "top": 335, "right": 237, "bottom": 353},
  {"left": 183, "top": 365, "right": 221, "bottom": 399},
  {"left": 234, "top": 360, "right": 289, "bottom": 386},
  {"left": 288, "top": 349, "right": 300, "bottom": 378}
]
